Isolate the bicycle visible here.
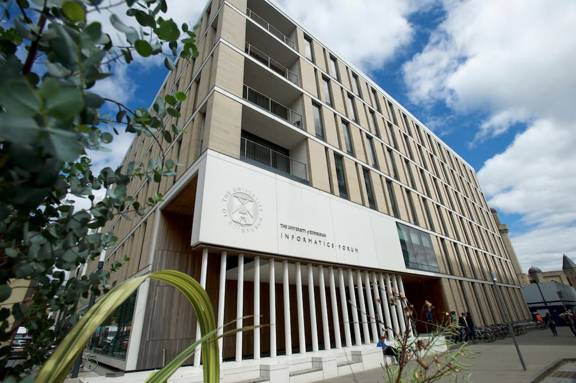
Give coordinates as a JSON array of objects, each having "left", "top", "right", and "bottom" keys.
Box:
[{"left": 80, "top": 351, "right": 99, "bottom": 372}]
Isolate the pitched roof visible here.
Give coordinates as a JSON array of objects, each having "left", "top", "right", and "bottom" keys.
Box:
[{"left": 562, "top": 254, "right": 576, "bottom": 270}]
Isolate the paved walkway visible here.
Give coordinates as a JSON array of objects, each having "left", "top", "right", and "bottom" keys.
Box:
[{"left": 324, "top": 327, "right": 576, "bottom": 383}]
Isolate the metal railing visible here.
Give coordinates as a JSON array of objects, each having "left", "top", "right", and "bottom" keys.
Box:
[
  {"left": 242, "top": 85, "right": 303, "bottom": 128},
  {"left": 246, "top": 8, "right": 296, "bottom": 50},
  {"left": 246, "top": 43, "right": 299, "bottom": 85},
  {"left": 241, "top": 137, "right": 308, "bottom": 182}
]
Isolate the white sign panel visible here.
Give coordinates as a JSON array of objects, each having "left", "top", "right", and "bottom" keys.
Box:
[{"left": 192, "top": 151, "right": 407, "bottom": 273}]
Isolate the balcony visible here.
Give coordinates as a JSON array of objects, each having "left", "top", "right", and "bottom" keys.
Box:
[
  {"left": 242, "top": 84, "right": 303, "bottom": 128},
  {"left": 246, "top": 7, "right": 296, "bottom": 49},
  {"left": 246, "top": 43, "right": 299, "bottom": 85},
  {"left": 240, "top": 136, "right": 308, "bottom": 183}
]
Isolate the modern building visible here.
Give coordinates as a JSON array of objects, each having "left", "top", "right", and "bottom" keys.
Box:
[
  {"left": 522, "top": 279, "right": 576, "bottom": 322},
  {"left": 86, "top": 0, "right": 531, "bottom": 379}
]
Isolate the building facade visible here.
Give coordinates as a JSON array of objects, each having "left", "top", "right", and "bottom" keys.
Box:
[{"left": 86, "top": 0, "right": 531, "bottom": 377}]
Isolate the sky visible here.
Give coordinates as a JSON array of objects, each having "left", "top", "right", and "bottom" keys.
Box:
[{"left": 90, "top": 0, "right": 576, "bottom": 272}]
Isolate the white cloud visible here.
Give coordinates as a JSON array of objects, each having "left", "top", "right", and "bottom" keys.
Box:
[
  {"left": 403, "top": 0, "right": 576, "bottom": 271},
  {"left": 89, "top": 130, "right": 135, "bottom": 173},
  {"left": 275, "top": 0, "right": 426, "bottom": 70},
  {"left": 92, "top": 62, "right": 135, "bottom": 105}
]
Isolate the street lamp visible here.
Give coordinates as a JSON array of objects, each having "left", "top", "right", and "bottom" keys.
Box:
[{"left": 491, "top": 272, "right": 526, "bottom": 371}]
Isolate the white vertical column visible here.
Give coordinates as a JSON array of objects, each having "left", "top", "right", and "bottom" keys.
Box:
[
  {"left": 371, "top": 273, "right": 385, "bottom": 338},
  {"left": 194, "top": 248, "right": 209, "bottom": 367},
  {"left": 329, "top": 267, "right": 342, "bottom": 349},
  {"left": 378, "top": 273, "right": 394, "bottom": 339},
  {"left": 253, "top": 256, "right": 261, "bottom": 360},
  {"left": 364, "top": 272, "right": 379, "bottom": 343},
  {"left": 392, "top": 274, "right": 406, "bottom": 334},
  {"left": 235, "top": 254, "right": 244, "bottom": 362},
  {"left": 385, "top": 273, "right": 400, "bottom": 336},
  {"left": 318, "top": 266, "right": 331, "bottom": 350},
  {"left": 347, "top": 270, "right": 362, "bottom": 346},
  {"left": 269, "top": 259, "right": 277, "bottom": 358},
  {"left": 296, "top": 263, "right": 306, "bottom": 354},
  {"left": 307, "top": 265, "right": 319, "bottom": 352},
  {"left": 217, "top": 252, "right": 227, "bottom": 363},
  {"left": 283, "top": 260, "right": 292, "bottom": 356},
  {"left": 356, "top": 271, "right": 370, "bottom": 344},
  {"left": 397, "top": 275, "right": 412, "bottom": 336},
  {"left": 338, "top": 269, "right": 352, "bottom": 348}
]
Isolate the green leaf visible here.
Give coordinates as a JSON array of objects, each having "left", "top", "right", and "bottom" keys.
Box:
[
  {"left": 35, "top": 270, "right": 219, "bottom": 383},
  {"left": 85, "top": 22, "right": 102, "bottom": 41},
  {"left": 134, "top": 39, "right": 153, "bottom": 57},
  {"left": 0, "top": 77, "right": 40, "bottom": 116},
  {"left": 0, "top": 285, "right": 11, "bottom": 302},
  {"left": 164, "top": 56, "right": 175, "bottom": 71},
  {"left": 127, "top": 9, "right": 156, "bottom": 28},
  {"left": 174, "top": 91, "right": 186, "bottom": 102},
  {"left": 0, "top": 115, "right": 40, "bottom": 144},
  {"left": 164, "top": 94, "right": 176, "bottom": 106},
  {"left": 45, "top": 128, "right": 82, "bottom": 162},
  {"left": 62, "top": 1, "right": 85, "bottom": 22},
  {"left": 40, "top": 79, "right": 84, "bottom": 120},
  {"left": 110, "top": 14, "right": 138, "bottom": 43},
  {"left": 155, "top": 19, "right": 180, "bottom": 41}
]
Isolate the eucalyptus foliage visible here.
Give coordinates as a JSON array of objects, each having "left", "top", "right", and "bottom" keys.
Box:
[{"left": 0, "top": 0, "right": 198, "bottom": 379}]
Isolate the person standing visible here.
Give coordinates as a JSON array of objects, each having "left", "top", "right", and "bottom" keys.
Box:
[
  {"left": 466, "top": 312, "right": 476, "bottom": 341},
  {"left": 545, "top": 313, "right": 558, "bottom": 337},
  {"left": 563, "top": 311, "right": 576, "bottom": 336},
  {"left": 458, "top": 313, "right": 468, "bottom": 342}
]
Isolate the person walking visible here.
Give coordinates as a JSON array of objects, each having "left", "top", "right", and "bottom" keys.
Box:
[
  {"left": 562, "top": 310, "right": 576, "bottom": 336},
  {"left": 545, "top": 313, "right": 558, "bottom": 336}
]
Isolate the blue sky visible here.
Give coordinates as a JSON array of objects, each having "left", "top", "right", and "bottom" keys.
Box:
[{"left": 93, "top": 0, "right": 576, "bottom": 272}]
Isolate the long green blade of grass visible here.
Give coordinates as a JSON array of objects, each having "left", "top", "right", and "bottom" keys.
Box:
[{"left": 35, "top": 270, "right": 219, "bottom": 383}]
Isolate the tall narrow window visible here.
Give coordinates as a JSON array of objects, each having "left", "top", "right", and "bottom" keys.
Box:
[
  {"left": 304, "top": 35, "right": 314, "bottom": 62},
  {"left": 403, "top": 134, "right": 414, "bottom": 160},
  {"left": 334, "top": 154, "right": 348, "bottom": 200},
  {"left": 402, "top": 113, "right": 412, "bottom": 136},
  {"left": 405, "top": 159, "right": 416, "bottom": 188},
  {"left": 346, "top": 93, "right": 357, "bottom": 122},
  {"left": 388, "top": 148, "right": 399, "bottom": 179},
  {"left": 321, "top": 76, "right": 332, "bottom": 106},
  {"left": 351, "top": 73, "right": 361, "bottom": 96},
  {"left": 406, "top": 191, "right": 419, "bottom": 226},
  {"left": 363, "top": 168, "right": 376, "bottom": 209},
  {"left": 341, "top": 120, "right": 354, "bottom": 155},
  {"left": 420, "top": 169, "right": 431, "bottom": 196},
  {"left": 372, "top": 88, "right": 382, "bottom": 113},
  {"left": 366, "top": 136, "right": 379, "bottom": 168},
  {"left": 423, "top": 197, "right": 435, "bottom": 231},
  {"left": 312, "top": 102, "right": 325, "bottom": 140},
  {"left": 370, "top": 110, "right": 380, "bottom": 137},
  {"left": 328, "top": 54, "right": 339, "bottom": 80},
  {"left": 386, "top": 180, "right": 400, "bottom": 218},
  {"left": 387, "top": 121, "right": 398, "bottom": 149},
  {"left": 387, "top": 100, "right": 398, "bottom": 125}
]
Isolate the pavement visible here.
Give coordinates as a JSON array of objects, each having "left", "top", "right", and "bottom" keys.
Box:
[{"left": 323, "top": 327, "right": 576, "bottom": 383}]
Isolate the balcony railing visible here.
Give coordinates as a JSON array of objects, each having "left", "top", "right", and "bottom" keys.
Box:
[
  {"left": 241, "top": 137, "right": 308, "bottom": 182},
  {"left": 246, "top": 43, "right": 299, "bottom": 85},
  {"left": 246, "top": 8, "right": 296, "bottom": 50},
  {"left": 242, "top": 85, "right": 303, "bottom": 128}
]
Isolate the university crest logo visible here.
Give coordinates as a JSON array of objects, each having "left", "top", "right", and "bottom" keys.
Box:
[{"left": 222, "top": 188, "right": 262, "bottom": 232}]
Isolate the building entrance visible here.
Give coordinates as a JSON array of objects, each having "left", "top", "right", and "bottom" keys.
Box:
[{"left": 402, "top": 275, "right": 449, "bottom": 334}]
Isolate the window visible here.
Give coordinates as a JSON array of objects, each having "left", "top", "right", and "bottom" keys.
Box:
[
  {"left": 422, "top": 197, "right": 435, "bottom": 231},
  {"left": 366, "top": 136, "right": 378, "bottom": 168},
  {"left": 397, "top": 223, "right": 439, "bottom": 273},
  {"left": 321, "top": 76, "right": 333, "bottom": 106},
  {"left": 334, "top": 154, "right": 348, "bottom": 199},
  {"left": 346, "top": 93, "right": 357, "bottom": 121},
  {"left": 386, "top": 180, "right": 400, "bottom": 218},
  {"left": 387, "top": 121, "right": 399, "bottom": 149},
  {"left": 406, "top": 191, "right": 419, "bottom": 226},
  {"left": 388, "top": 148, "right": 399, "bottom": 179},
  {"left": 420, "top": 169, "right": 431, "bottom": 196},
  {"left": 387, "top": 100, "right": 398, "bottom": 125},
  {"left": 402, "top": 113, "right": 412, "bottom": 136},
  {"left": 405, "top": 159, "right": 416, "bottom": 188},
  {"left": 372, "top": 88, "right": 382, "bottom": 112},
  {"left": 328, "top": 54, "right": 339, "bottom": 80},
  {"left": 403, "top": 134, "right": 414, "bottom": 160},
  {"left": 363, "top": 168, "right": 376, "bottom": 209},
  {"left": 341, "top": 120, "right": 354, "bottom": 155},
  {"left": 351, "top": 72, "right": 361, "bottom": 96},
  {"left": 304, "top": 35, "right": 314, "bottom": 61},
  {"left": 370, "top": 110, "right": 379, "bottom": 136},
  {"left": 312, "top": 102, "right": 325, "bottom": 140}
]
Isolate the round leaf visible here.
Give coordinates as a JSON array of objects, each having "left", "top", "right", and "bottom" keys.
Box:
[
  {"left": 62, "top": 1, "right": 85, "bottom": 22},
  {"left": 0, "top": 285, "right": 12, "bottom": 302},
  {"left": 134, "top": 39, "right": 153, "bottom": 57}
]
